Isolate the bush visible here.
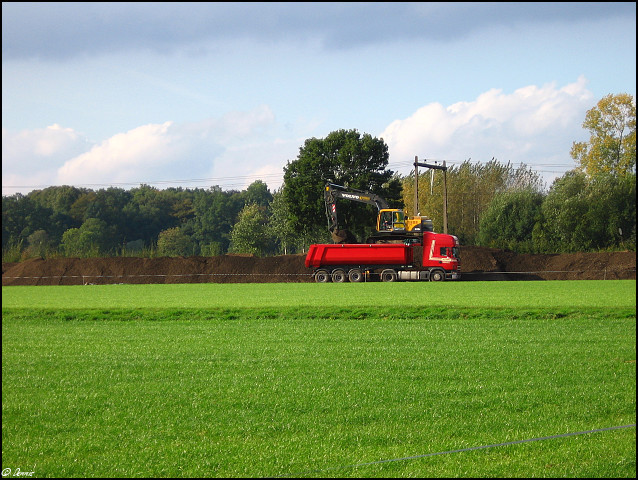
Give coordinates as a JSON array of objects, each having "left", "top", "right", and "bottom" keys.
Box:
[
  {"left": 477, "top": 190, "right": 543, "bottom": 252},
  {"left": 61, "top": 218, "right": 111, "bottom": 257},
  {"left": 157, "top": 228, "right": 194, "bottom": 257},
  {"left": 200, "top": 242, "right": 223, "bottom": 257}
]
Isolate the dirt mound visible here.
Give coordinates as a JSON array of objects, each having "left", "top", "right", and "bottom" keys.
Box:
[
  {"left": 2, "top": 247, "right": 635, "bottom": 286},
  {"left": 2, "top": 254, "right": 311, "bottom": 286},
  {"left": 459, "top": 246, "right": 636, "bottom": 281}
]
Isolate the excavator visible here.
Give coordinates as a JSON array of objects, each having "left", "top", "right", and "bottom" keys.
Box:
[{"left": 324, "top": 183, "right": 432, "bottom": 243}]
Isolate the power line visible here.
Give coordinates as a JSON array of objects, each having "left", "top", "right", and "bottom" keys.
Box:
[
  {"left": 1, "top": 159, "right": 579, "bottom": 193},
  {"left": 1, "top": 172, "right": 285, "bottom": 191},
  {"left": 388, "top": 159, "right": 576, "bottom": 171}
]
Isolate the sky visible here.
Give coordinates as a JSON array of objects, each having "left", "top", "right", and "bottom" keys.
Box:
[{"left": 2, "top": 2, "right": 636, "bottom": 196}]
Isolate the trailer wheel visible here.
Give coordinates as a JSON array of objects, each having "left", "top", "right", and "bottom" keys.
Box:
[
  {"left": 380, "top": 269, "right": 398, "bottom": 282},
  {"left": 331, "top": 269, "right": 347, "bottom": 283},
  {"left": 315, "top": 269, "right": 331, "bottom": 283},
  {"left": 430, "top": 269, "right": 445, "bottom": 282},
  {"left": 348, "top": 268, "right": 364, "bottom": 283}
]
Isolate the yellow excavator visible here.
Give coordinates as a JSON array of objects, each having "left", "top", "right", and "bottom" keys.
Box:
[{"left": 324, "top": 183, "right": 432, "bottom": 243}]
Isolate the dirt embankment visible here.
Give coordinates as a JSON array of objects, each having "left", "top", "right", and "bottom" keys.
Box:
[
  {"left": 2, "top": 247, "right": 635, "bottom": 286},
  {"left": 458, "top": 246, "right": 636, "bottom": 281}
]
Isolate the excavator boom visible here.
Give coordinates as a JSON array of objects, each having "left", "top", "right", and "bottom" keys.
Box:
[
  {"left": 324, "top": 183, "right": 388, "bottom": 232},
  {"left": 324, "top": 183, "right": 433, "bottom": 243}
]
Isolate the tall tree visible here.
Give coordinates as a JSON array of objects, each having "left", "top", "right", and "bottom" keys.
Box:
[
  {"left": 283, "top": 129, "right": 401, "bottom": 242},
  {"left": 229, "top": 203, "right": 272, "bottom": 256},
  {"left": 477, "top": 189, "right": 544, "bottom": 252},
  {"left": 1, "top": 193, "right": 53, "bottom": 248},
  {"left": 267, "top": 189, "right": 296, "bottom": 254},
  {"left": 189, "top": 186, "right": 244, "bottom": 254},
  {"left": 25, "top": 230, "right": 53, "bottom": 258},
  {"left": 532, "top": 170, "right": 635, "bottom": 253},
  {"left": 60, "top": 218, "right": 114, "bottom": 257},
  {"left": 571, "top": 93, "right": 636, "bottom": 177},
  {"left": 28, "top": 185, "right": 86, "bottom": 220},
  {"left": 123, "top": 185, "right": 176, "bottom": 246},
  {"left": 242, "top": 180, "right": 272, "bottom": 207},
  {"left": 157, "top": 227, "right": 194, "bottom": 257}
]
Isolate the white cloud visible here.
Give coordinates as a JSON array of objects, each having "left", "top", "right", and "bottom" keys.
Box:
[
  {"left": 56, "top": 108, "right": 280, "bottom": 186},
  {"left": 380, "top": 77, "right": 594, "bottom": 183},
  {"left": 2, "top": 124, "right": 91, "bottom": 192},
  {"left": 2, "top": 81, "right": 598, "bottom": 196},
  {"left": 57, "top": 122, "right": 184, "bottom": 184},
  {"left": 2, "top": 124, "right": 88, "bottom": 169},
  {"left": 2, "top": 106, "right": 283, "bottom": 194}
]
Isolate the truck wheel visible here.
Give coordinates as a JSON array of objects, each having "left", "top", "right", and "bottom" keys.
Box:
[
  {"left": 315, "top": 269, "right": 331, "bottom": 283},
  {"left": 430, "top": 269, "right": 445, "bottom": 282},
  {"left": 348, "top": 268, "right": 364, "bottom": 283},
  {"left": 380, "top": 269, "right": 397, "bottom": 282},
  {"left": 331, "top": 269, "right": 347, "bottom": 283}
]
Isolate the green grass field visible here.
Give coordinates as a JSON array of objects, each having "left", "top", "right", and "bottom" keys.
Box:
[
  {"left": 2, "top": 281, "right": 636, "bottom": 478},
  {"left": 2, "top": 280, "right": 636, "bottom": 310}
]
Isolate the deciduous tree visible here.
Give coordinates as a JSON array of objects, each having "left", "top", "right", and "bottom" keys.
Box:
[
  {"left": 571, "top": 93, "right": 636, "bottom": 177},
  {"left": 477, "top": 189, "right": 544, "bottom": 252},
  {"left": 189, "top": 186, "right": 244, "bottom": 254},
  {"left": 157, "top": 227, "right": 194, "bottom": 257},
  {"left": 61, "top": 218, "right": 113, "bottom": 257},
  {"left": 229, "top": 203, "right": 272, "bottom": 256},
  {"left": 267, "top": 189, "right": 296, "bottom": 254},
  {"left": 533, "top": 170, "right": 636, "bottom": 253},
  {"left": 283, "top": 129, "right": 400, "bottom": 242}
]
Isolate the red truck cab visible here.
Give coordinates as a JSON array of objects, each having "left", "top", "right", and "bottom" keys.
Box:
[{"left": 421, "top": 231, "right": 460, "bottom": 273}]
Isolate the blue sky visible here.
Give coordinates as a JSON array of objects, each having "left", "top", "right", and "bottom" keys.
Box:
[{"left": 2, "top": 2, "right": 636, "bottom": 195}]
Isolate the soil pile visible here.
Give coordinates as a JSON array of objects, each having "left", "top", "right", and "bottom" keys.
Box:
[
  {"left": 2, "top": 247, "right": 635, "bottom": 286},
  {"left": 459, "top": 246, "right": 636, "bottom": 281},
  {"left": 2, "top": 254, "right": 310, "bottom": 286}
]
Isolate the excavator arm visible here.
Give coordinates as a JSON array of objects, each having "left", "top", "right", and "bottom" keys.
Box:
[
  {"left": 324, "top": 184, "right": 406, "bottom": 243},
  {"left": 324, "top": 183, "right": 389, "bottom": 232}
]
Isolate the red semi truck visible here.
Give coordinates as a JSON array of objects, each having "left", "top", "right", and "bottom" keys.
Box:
[{"left": 305, "top": 231, "right": 461, "bottom": 282}]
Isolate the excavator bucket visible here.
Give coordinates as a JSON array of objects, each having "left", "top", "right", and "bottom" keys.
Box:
[{"left": 331, "top": 228, "right": 358, "bottom": 244}]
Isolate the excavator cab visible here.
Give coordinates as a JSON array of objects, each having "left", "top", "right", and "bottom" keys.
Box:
[{"left": 377, "top": 209, "right": 406, "bottom": 233}]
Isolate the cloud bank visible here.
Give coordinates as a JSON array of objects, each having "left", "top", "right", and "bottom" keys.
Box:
[
  {"left": 2, "top": 105, "right": 287, "bottom": 193},
  {"left": 381, "top": 76, "right": 593, "bottom": 179},
  {"left": 3, "top": 79, "right": 595, "bottom": 194}
]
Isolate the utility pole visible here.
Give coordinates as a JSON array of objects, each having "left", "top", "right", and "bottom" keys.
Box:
[
  {"left": 414, "top": 156, "right": 419, "bottom": 216},
  {"left": 413, "top": 157, "right": 449, "bottom": 234}
]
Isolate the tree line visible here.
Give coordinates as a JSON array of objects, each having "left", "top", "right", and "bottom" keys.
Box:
[
  {"left": 2, "top": 94, "right": 635, "bottom": 261},
  {"left": 2, "top": 181, "right": 282, "bottom": 261}
]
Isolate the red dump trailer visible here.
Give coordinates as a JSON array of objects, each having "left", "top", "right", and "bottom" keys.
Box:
[{"left": 305, "top": 231, "right": 461, "bottom": 282}]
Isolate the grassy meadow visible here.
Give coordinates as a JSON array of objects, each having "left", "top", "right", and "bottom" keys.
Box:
[{"left": 2, "top": 281, "right": 636, "bottom": 477}]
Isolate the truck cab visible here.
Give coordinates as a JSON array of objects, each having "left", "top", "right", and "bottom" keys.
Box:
[{"left": 420, "top": 231, "right": 460, "bottom": 280}]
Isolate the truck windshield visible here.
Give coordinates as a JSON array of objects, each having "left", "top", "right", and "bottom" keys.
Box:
[{"left": 440, "top": 247, "right": 460, "bottom": 259}]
